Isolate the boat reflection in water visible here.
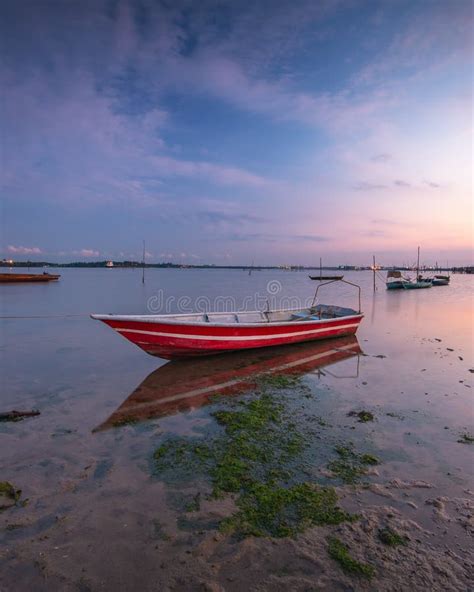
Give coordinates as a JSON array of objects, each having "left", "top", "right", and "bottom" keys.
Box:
[{"left": 95, "top": 335, "right": 361, "bottom": 431}]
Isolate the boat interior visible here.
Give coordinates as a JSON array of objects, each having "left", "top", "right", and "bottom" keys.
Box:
[{"left": 110, "top": 304, "right": 360, "bottom": 325}]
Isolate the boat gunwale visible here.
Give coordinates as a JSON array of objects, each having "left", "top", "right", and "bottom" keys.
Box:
[{"left": 91, "top": 307, "right": 363, "bottom": 329}]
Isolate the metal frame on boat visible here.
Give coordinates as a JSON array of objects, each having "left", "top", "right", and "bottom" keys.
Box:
[{"left": 92, "top": 279, "right": 363, "bottom": 359}]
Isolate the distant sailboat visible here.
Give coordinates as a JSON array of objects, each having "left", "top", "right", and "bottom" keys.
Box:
[{"left": 404, "top": 247, "right": 432, "bottom": 289}]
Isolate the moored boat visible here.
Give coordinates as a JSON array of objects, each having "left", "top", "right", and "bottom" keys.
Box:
[
  {"left": 432, "top": 275, "right": 450, "bottom": 286},
  {"left": 309, "top": 257, "right": 344, "bottom": 281},
  {"left": 386, "top": 270, "right": 411, "bottom": 290},
  {"left": 0, "top": 272, "right": 61, "bottom": 283},
  {"left": 309, "top": 275, "right": 344, "bottom": 281},
  {"left": 92, "top": 303, "right": 363, "bottom": 359},
  {"left": 386, "top": 248, "right": 433, "bottom": 291}
]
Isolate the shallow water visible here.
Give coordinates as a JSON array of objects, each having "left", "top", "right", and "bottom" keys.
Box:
[{"left": 1, "top": 269, "right": 473, "bottom": 590}]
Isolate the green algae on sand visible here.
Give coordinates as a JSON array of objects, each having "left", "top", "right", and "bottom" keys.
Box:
[
  {"left": 220, "top": 482, "right": 354, "bottom": 538},
  {"left": 327, "top": 444, "right": 380, "bottom": 484},
  {"left": 378, "top": 527, "right": 408, "bottom": 546},
  {"left": 457, "top": 432, "right": 474, "bottom": 444},
  {"left": 152, "top": 388, "right": 356, "bottom": 537},
  {"left": 348, "top": 410, "right": 375, "bottom": 422},
  {"left": 0, "top": 481, "right": 22, "bottom": 510},
  {"left": 327, "top": 536, "right": 375, "bottom": 579}
]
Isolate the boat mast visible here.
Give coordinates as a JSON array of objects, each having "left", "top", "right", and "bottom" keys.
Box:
[
  {"left": 373, "top": 255, "right": 376, "bottom": 292},
  {"left": 320, "top": 257, "right": 322, "bottom": 281},
  {"left": 416, "top": 246, "right": 420, "bottom": 280},
  {"left": 142, "top": 240, "right": 145, "bottom": 284}
]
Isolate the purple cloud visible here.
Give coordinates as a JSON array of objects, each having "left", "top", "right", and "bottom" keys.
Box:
[{"left": 371, "top": 153, "right": 392, "bottom": 162}]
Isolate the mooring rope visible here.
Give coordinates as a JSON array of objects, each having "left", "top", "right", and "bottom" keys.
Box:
[{"left": 0, "top": 314, "right": 88, "bottom": 319}]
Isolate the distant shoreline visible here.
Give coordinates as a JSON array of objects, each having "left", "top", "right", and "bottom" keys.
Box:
[{"left": 1, "top": 261, "right": 472, "bottom": 273}]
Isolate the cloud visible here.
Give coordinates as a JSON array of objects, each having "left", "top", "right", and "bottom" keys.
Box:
[
  {"left": 370, "top": 218, "right": 409, "bottom": 227},
  {"left": 6, "top": 245, "right": 42, "bottom": 254},
  {"left": 371, "top": 153, "right": 392, "bottom": 162},
  {"left": 424, "top": 180, "right": 440, "bottom": 188},
  {"left": 197, "top": 211, "right": 264, "bottom": 224},
  {"left": 394, "top": 179, "right": 410, "bottom": 187},
  {"left": 291, "top": 234, "right": 330, "bottom": 242},
  {"left": 156, "top": 252, "right": 200, "bottom": 261},
  {"left": 353, "top": 182, "right": 386, "bottom": 191},
  {"left": 362, "top": 230, "right": 387, "bottom": 238},
  {"left": 227, "top": 232, "right": 329, "bottom": 243},
  {"left": 150, "top": 155, "right": 270, "bottom": 188},
  {"left": 73, "top": 249, "right": 100, "bottom": 257}
]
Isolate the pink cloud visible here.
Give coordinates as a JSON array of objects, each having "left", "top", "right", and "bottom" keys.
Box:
[
  {"left": 7, "top": 245, "right": 42, "bottom": 254},
  {"left": 73, "top": 249, "right": 100, "bottom": 257}
]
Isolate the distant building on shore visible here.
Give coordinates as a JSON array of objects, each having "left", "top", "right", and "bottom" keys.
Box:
[{"left": 106, "top": 261, "right": 114, "bottom": 268}]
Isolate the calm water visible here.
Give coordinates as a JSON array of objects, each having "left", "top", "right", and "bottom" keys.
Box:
[{"left": 1, "top": 268, "right": 473, "bottom": 589}]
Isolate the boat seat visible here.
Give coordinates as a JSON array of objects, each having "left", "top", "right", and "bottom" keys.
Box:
[
  {"left": 207, "top": 314, "right": 240, "bottom": 324},
  {"left": 291, "top": 312, "right": 319, "bottom": 322},
  {"left": 237, "top": 312, "right": 267, "bottom": 323}
]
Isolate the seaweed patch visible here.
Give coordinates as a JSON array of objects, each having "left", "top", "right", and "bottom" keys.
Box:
[
  {"left": 378, "top": 527, "right": 408, "bottom": 546},
  {"left": 327, "top": 536, "right": 375, "bottom": 579},
  {"left": 152, "top": 387, "right": 356, "bottom": 537},
  {"left": 327, "top": 444, "right": 380, "bottom": 484},
  {"left": 0, "top": 481, "right": 22, "bottom": 510}
]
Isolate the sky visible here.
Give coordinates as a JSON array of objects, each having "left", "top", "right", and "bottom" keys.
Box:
[{"left": 0, "top": 0, "right": 472, "bottom": 266}]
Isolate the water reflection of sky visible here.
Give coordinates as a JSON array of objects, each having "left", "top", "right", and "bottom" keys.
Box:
[{"left": 1, "top": 269, "right": 473, "bottom": 527}]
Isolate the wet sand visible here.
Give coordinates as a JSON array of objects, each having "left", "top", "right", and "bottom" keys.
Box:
[{"left": 1, "top": 270, "right": 473, "bottom": 590}]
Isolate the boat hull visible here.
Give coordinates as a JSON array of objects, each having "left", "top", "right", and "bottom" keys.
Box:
[
  {"left": 386, "top": 280, "right": 407, "bottom": 290},
  {"left": 402, "top": 281, "right": 432, "bottom": 289},
  {"left": 0, "top": 273, "right": 60, "bottom": 283},
  {"left": 432, "top": 279, "right": 449, "bottom": 286},
  {"left": 308, "top": 275, "right": 344, "bottom": 281},
  {"left": 93, "top": 312, "right": 364, "bottom": 359}
]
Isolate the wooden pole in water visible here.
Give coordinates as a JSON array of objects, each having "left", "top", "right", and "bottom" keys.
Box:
[
  {"left": 248, "top": 259, "right": 254, "bottom": 276},
  {"left": 373, "top": 255, "right": 376, "bottom": 292},
  {"left": 142, "top": 240, "right": 145, "bottom": 284}
]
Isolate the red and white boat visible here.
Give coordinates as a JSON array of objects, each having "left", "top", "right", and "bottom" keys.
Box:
[{"left": 92, "top": 301, "right": 363, "bottom": 360}]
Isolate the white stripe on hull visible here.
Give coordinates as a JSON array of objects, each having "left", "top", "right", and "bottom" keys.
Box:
[{"left": 115, "top": 322, "right": 360, "bottom": 342}]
